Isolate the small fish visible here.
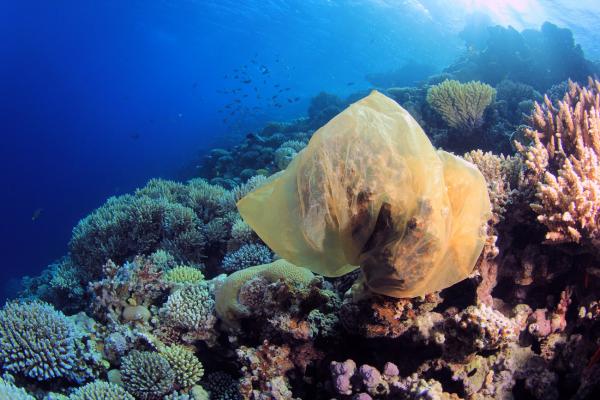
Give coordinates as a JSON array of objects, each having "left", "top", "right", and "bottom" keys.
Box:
[
  {"left": 274, "top": 84, "right": 280, "bottom": 88},
  {"left": 234, "top": 99, "right": 241, "bottom": 103},
  {"left": 284, "top": 87, "right": 291, "bottom": 91},
  {"left": 192, "top": 82, "right": 198, "bottom": 89},
  {"left": 130, "top": 132, "right": 141, "bottom": 140},
  {"left": 31, "top": 208, "right": 43, "bottom": 221},
  {"left": 234, "top": 75, "right": 239, "bottom": 79},
  {"left": 242, "top": 79, "right": 252, "bottom": 84},
  {"left": 347, "top": 82, "right": 355, "bottom": 86},
  {"left": 287, "top": 98, "right": 293, "bottom": 103},
  {"left": 294, "top": 97, "right": 300, "bottom": 102},
  {"left": 243, "top": 94, "right": 248, "bottom": 98},
  {"left": 271, "top": 95, "right": 278, "bottom": 99}
]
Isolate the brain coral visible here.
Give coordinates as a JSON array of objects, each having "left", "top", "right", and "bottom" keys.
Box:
[
  {"left": 0, "top": 378, "right": 35, "bottom": 400},
  {"left": 0, "top": 301, "right": 100, "bottom": 382},
  {"left": 68, "top": 381, "right": 135, "bottom": 400},
  {"left": 237, "top": 91, "right": 491, "bottom": 298},
  {"left": 120, "top": 350, "right": 175, "bottom": 399},
  {"left": 215, "top": 259, "right": 314, "bottom": 328},
  {"left": 427, "top": 79, "right": 496, "bottom": 130}
]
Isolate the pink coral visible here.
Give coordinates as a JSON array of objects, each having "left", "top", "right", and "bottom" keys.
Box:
[{"left": 516, "top": 78, "right": 600, "bottom": 251}]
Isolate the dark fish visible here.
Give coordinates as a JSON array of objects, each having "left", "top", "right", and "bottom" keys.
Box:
[
  {"left": 223, "top": 118, "right": 227, "bottom": 123},
  {"left": 224, "top": 74, "right": 228, "bottom": 79},
  {"left": 284, "top": 87, "right": 291, "bottom": 91},
  {"left": 347, "top": 82, "right": 355, "bottom": 86},
  {"left": 294, "top": 97, "right": 300, "bottom": 102},
  {"left": 246, "top": 133, "right": 266, "bottom": 143},
  {"left": 225, "top": 104, "right": 231, "bottom": 109},
  {"left": 243, "top": 94, "right": 248, "bottom": 98},
  {"left": 31, "top": 208, "right": 43, "bottom": 221},
  {"left": 192, "top": 82, "right": 198, "bottom": 88},
  {"left": 234, "top": 68, "right": 239, "bottom": 72},
  {"left": 272, "top": 95, "right": 278, "bottom": 99},
  {"left": 243, "top": 79, "right": 252, "bottom": 84},
  {"left": 287, "top": 98, "right": 293, "bottom": 103},
  {"left": 274, "top": 84, "right": 280, "bottom": 88},
  {"left": 130, "top": 132, "right": 141, "bottom": 140},
  {"left": 234, "top": 99, "right": 241, "bottom": 103},
  {"left": 278, "top": 89, "right": 284, "bottom": 93}
]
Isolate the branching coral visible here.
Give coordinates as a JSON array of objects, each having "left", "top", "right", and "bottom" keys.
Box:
[
  {"left": 516, "top": 78, "right": 600, "bottom": 250},
  {"left": 221, "top": 243, "right": 273, "bottom": 273},
  {"left": 0, "top": 378, "right": 35, "bottom": 400},
  {"left": 68, "top": 381, "right": 135, "bottom": 400},
  {"left": 160, "top": 345, "right": 204, "bottom": 389},
  {"left": 427, "top": 79, "right": 496, "bottom": 131},
  {"left": 70, "top": 178, "right": 236, "bottom": 277},
  {"left": 120, "top": 350, "right": 175, "bottom": 400},
  {"left": 160, "top": 282, "right": 218, "bottom": 344},
  {"left": 0, "top": 301, "right": 102, "bottom": 383}
]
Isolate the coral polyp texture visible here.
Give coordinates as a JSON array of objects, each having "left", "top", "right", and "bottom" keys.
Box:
[
  {"left": 426, "top": 79, "right": 496, "bottom": 131},
  {"left": 119, "top": 350, "right": 176, "bottom": 399},
  {"left": 517, "top": 78, "right": 600, "bottom": 251}
]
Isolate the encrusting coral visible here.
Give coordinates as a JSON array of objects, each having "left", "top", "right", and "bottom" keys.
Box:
[
  {"left": 426, "top": 79, "right": 496, "bottom": 131},
  {"left": 516, "top": 78, "right": 600, "bottom": 251},
  {"left": 214, "top": 259, "right": 315, "bottom": 329},
  {"left": 238, "top": 91, "right": 491, "bottom": 298}
]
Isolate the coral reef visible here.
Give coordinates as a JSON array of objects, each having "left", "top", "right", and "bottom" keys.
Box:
[{"left": 10, "top": 34, "right": 600, "bottom": 399}]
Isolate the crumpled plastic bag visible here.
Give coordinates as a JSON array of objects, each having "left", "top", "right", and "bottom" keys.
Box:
[{"left": 237, "top": 91, "right": 491, "bottom": 298}]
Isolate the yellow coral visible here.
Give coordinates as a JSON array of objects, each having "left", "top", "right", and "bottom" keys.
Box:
[
  {"left": 427, "top": 79, "right": 496, "bottom": 130},
  {"left": 215, "top": 259, "right": 314, "bottom": 327},
  {"left": 164, "top": 266, "right": 204, "bottom": 285},
  {"left": 237, "top": 91, "right": 491, "bottom": 298},
  {"left": 160, "top": 345, "right": 204, "bottom": 389}
]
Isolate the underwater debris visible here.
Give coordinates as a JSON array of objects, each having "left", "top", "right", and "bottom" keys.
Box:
[{"left": 238, "top": 91, "right": 491, "bottom": 298}]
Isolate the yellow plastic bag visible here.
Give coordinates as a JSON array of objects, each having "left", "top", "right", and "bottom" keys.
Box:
[{"left": 237, "top": 91, "right": 491, "bottom": 298}]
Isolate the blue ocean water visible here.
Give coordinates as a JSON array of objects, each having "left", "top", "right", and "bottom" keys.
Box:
[{"left": 1, "top": 0, "right": 599, "bottom": 300}]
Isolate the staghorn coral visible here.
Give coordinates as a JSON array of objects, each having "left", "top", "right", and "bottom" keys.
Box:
[
  {"left": 120, "top": 350, "right": 175, "bottom": 400},
  {"left": 427, "top": 79, "right": 496, "bottom": 131},
  {"left": 221, "top": 243, "right": 273, "bottom": 273},
  {"left": 160, "top": 345, "right": 204, "bottom": 389},
  {"left": 516, "top": 78, "right": 600, "bottom": 250},
  {"left": 68, "top": 381, "right": 135, "bottom": 400},
  {"left": 0, "top": 377, "right": 35, "bottom": 400},
  {"left": 164, "top": 266, "right": 205, "bottom": 285},
  {"left": 160, "top": 282, "right": 218, "bottom": 345},
  {"left": 0, "top": 301, "right": 102, "bottom": 383}
]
